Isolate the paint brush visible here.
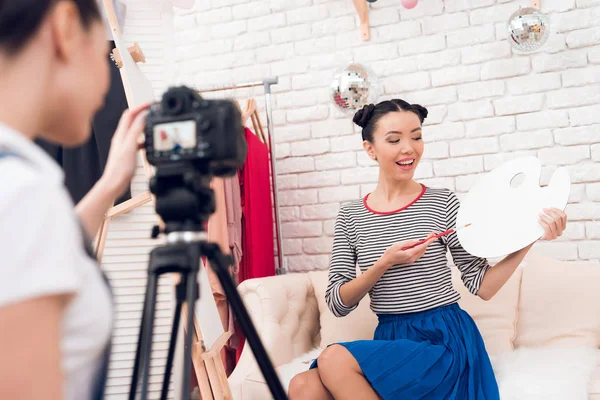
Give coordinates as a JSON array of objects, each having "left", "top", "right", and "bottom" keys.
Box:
[{"left": 401, "top": 223, "right": 472, "bottom": 251}]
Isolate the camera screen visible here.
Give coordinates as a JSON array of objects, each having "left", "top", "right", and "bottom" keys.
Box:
[{"left": 153, "top": 120, "right": 197, "bottom": 152}]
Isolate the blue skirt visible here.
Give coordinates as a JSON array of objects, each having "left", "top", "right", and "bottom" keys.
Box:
[{"left": 309, "top": 303, "right": 499, "bottom": 400}]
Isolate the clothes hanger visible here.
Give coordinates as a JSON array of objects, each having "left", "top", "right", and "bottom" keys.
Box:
[
  {"left": 241, "top": 98, "right": 255, "bottom": 127},
  {"left": 241, "top": 98, "right": 266, "bottom": 144},
  {"left": 249, "top": 103, "right": 268, "bottom": 147},
  {"left": 234, "top": 98, "right": 266, "bottom": 147},
  {"left": 232, "top": 98, "right": 243, "bottom": 116}
]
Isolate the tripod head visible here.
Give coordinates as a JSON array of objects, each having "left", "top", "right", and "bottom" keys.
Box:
[{"left": 149, "top": 162, "right": 215, "bottom": 236}]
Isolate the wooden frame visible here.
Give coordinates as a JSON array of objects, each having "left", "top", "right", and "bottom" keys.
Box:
[{"left": 98, "top": 1, "right": 233, "bottom": 399}]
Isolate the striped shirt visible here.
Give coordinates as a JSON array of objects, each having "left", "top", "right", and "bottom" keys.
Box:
[{"left": 325, "top": 185, "right": 490, "bottom": 317}]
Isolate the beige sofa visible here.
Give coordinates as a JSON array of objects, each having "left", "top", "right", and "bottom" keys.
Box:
[{"left": 227, "top": 251, "right": 600, "bottom": 399}]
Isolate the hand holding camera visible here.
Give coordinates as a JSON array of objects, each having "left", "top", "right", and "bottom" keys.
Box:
[{"left": 101, "top": 102, "right": 150, "bottom": 198}]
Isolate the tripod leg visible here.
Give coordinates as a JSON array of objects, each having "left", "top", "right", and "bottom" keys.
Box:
[
  {"left": 129, "top": 268, "right": 151, "bottom": 400},
  {"left": 161, "top": 278, "right": 186, "bottom": 400},
  {"left": 141, "top": 273, "right": 159, "bottom": 400},
  {"left": 182, "top": 267, "right": 199, "bottom": 400},
  {"left": 204, "top": 243, "right": 288, "bottom": 400}
]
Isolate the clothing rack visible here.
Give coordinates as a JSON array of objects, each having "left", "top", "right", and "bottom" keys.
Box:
[{"left": 197, "top": 78, "right": 284, "bottom": 274}]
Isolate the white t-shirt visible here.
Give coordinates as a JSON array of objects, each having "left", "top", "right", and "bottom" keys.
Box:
[{"left": 0, "top": 123, "right": 113, "bottom": 399}]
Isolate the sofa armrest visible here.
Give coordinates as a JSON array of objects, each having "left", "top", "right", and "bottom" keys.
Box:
[{"left": 228, "top": 272, "right": 320, "bottom": 398}]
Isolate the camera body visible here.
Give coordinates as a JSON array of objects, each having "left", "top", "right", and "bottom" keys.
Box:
[
  {"left": 144, "top": 86, "right": 246, "bottom": 177},
  {"left": 143, "top": 85, "right": 248, "bottom": 232}
]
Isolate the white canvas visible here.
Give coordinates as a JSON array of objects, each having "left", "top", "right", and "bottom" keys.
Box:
[
  {"left": 110, "top": 29, "right": 156, "bottom": 108},
  {"left": 194, "top": 258, "right": 225, "bottom": 350}
]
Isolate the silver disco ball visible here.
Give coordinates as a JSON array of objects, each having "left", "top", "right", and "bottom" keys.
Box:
[
  {"left": 507, "top": 7, "right": 550, "bottom": 52},
  {"left": 331, "top": 63, "right": 374, "bottom": 114}
]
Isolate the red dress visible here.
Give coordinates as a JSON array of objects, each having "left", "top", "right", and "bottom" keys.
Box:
[
  {"left": 236, "top": 127, "right": 276, "bottom": 361},
  {"left": 239, "top": 127, "right": 275, "bottom": 282}
]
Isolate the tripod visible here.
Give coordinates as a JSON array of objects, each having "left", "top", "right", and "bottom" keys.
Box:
[
  {"left": 128, "top": 230, "right": 288, "bottom": 400},
  {"left": 127, "top": 86, "right": 288, "bottom": 399}
]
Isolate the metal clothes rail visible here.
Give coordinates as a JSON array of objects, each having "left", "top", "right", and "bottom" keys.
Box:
[{"left": 198, "top": 78, "right": 285, "bottom": 274}]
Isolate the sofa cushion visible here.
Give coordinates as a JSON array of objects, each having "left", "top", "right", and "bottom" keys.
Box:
[
  {"left": 490, "top": 346, "right": 598, "bottom": 400},
  {"left": 515, "top": 252, "right": 600, "bottom": 348},
  {"left": 241, "top": 348, "right": 323, "bottom": 398},
  {"left": 451, "top": 265, "right": 523, "bottom": 356},
  {"left": 307, "top": 270, "right": 378, "bottom": 348}
]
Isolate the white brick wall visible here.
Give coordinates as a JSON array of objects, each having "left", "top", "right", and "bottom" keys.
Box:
[{"left": 167, "top": 0, "right": 599, "bottom": 265}]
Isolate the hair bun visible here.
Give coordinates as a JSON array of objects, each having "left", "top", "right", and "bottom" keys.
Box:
[
  {"left": 412, "top": 104, "right": 429, "bottom": 122},
  {"left": 353, "top": 103, "right": 376, "bottom": 128}
]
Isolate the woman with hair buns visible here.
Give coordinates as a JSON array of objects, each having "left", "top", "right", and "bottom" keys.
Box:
[{"left": 288, "top": 99, "right": 567, "bottom": 399}]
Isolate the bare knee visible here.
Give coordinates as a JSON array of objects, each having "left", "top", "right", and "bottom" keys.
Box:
[
  {"left": 288, "top": 373, "right": 308, "bottom": 399},
  {"left": 288, "top": 370, "right": 324, "bottom": 400},
  {"left": 318, "top": 345, "right": 350, "bottom": 371},
  {"left": 318, "top": 345, "right": 360, "bottom": 383}
]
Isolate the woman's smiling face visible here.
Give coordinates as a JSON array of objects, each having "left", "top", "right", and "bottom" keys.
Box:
[{"left": 362, "top": 110, "right": 424, "bottom": 182}]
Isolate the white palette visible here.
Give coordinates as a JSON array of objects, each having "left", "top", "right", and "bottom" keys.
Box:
[{"left": 456, "top": 156, "right": 570, "bottom": 258}]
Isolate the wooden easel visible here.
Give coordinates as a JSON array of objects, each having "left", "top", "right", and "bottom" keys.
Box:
[{"left": 97, "top": 1, "right": 233, "bottom": 399}]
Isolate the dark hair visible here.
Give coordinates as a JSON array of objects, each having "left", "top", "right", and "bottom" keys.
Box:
[
  {"left": 353, "top": 99, "right": 428, "bottom": 142},
  {"left": 0, "top": 0, "right": 101, "bottom": 55}
]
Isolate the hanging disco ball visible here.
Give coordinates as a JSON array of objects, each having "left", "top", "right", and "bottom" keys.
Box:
[
  {"left": 507, "top": 7, "right": 550, "bottom": 52},
  {"left": 331, "top": 63, "right": 378, "bottom": 114}
]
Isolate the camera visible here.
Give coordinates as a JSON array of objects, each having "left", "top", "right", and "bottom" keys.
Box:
[
  {"left": 142, "top": 86, "right": 248, "bottom": 232},
  {"left": 144, "top": 85, "right": 247, "bottom": 177}
]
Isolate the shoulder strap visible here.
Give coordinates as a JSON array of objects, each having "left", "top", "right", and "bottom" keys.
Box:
[{"left": 0, "top": 149, "right": 23, "bottom": 159}]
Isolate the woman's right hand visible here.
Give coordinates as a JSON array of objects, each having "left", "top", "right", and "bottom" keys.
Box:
[
  {"left": 339, "top": 233, "right": 437, "bottom": 311},
  {"left": 101, "top": 103, "right": 151, "bottom": 198},
  {"left": 380, "top": 233, "right": 437, "bottom": 269}
]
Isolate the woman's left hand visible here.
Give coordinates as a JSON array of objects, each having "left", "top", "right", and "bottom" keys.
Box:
[
  {"left": 100, "top": 102, "right": 151, "bottom": 198},
  {"left": 538, "top": 207, "right": 568, "bottom": 241}
]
